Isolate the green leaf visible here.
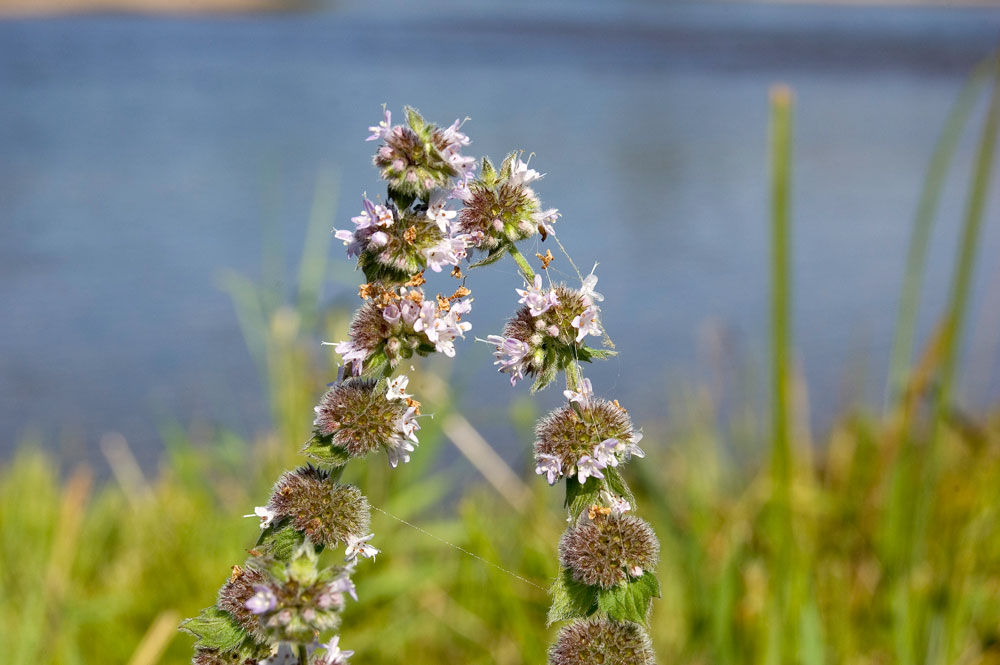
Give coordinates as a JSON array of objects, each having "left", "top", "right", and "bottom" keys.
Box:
[
  {"left": 564, "top": 475, "right": 603, "bottom": 520},
  {"left": 255, "top": 522, "right": 304, "bottom": 560},
  {"left": 548, "top": 568, "right": 598, "bottom": 625},
  {"left": 301, "top": 435, "right": 351, "bottom": 467},
  {"left": 603, "top": 467, "right": 636, "bottom": 511},
  {"left": 179, "top": 607, "right": 247, "bottom": 652},
  {"left": 469, "top": 244, "right": 508, "bottom": 269},
  {"left": 577, "top": 347, "right": 617, "bottom": 362},
  {"left": 596, "top": 571, "right": 661, "bottom": 625}
]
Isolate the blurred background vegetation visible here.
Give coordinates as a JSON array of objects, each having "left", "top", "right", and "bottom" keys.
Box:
[{"left": 3, "top": 58, "right": 1000, "bottom": 665}]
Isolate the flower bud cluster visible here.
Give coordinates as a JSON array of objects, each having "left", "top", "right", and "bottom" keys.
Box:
[
  {"left": 368, "top": 106, "right": 475, "bottom": 201},
  {"left": 243, "top": 542, "right": 356, "bottom": 644},
  {"left": 311, "top": 375, "right": 421, "bottom": 468},
  {"left": 487, "top": 270, "right": 605, "bottom": 391},
  {"left": 265, "top": 466, "right": 371, "bottom": 549},
  {"left": 549, "top": 618, "right": 655, "bottom": 665},
  {"left": 559, "top": 510, "right": 659, "bottom": 589},
  {"left": 334, "top": 193, "right": 475, "bottom": 284},
  {"left": 331, "top": 285, "right": 473, "bottom": 376},
  {"left": 455, "top": 152, "right": 558, "bottom": 256},
  {"left": 533, "top": 379, "right": 645, "bottom": 485}
]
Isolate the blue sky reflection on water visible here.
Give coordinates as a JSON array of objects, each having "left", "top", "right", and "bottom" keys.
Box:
[{"left": 2, "top": 1, "right": 1000, "bottom": 468}]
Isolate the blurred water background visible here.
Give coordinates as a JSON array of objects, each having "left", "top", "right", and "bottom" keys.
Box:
[{"left": 3, "top": 0, "right": 1000, "bottom": 467}]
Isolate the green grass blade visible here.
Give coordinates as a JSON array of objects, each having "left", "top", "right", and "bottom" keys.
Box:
[
  {"left": 937, "top": 56, "right": 1000, "bottom": 410},
  {"left": 886, "top": 58, "right": 994, "bottom": 409}
]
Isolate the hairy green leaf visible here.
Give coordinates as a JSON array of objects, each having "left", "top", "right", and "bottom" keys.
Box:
[
  {"left": 255, "top": 521, "right": 304, "bottom": 560},
  {"left": 301, "top": 435, "right": 351, "bottom": 468},
  {"left": 179, "top": 607, "right": 247, "bottom": 652},
  {"left": 596, "top": 571, "right": 660, "bottom": 625},
  {"left": 548, "top": 568, "right": 598, "bottom": 625}
]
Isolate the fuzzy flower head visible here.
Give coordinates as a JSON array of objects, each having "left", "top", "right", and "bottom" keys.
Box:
[
  {"left": 216, "top": 564, "right": 271, "bottom": 643},
  {"left": 310, "top": 377, "right": 421, "bottom": 467},
  {"left": 335, "top": 196, "right": 469, "bottom": 284},
  {"left": 328, "top": 287, "right": 473, "bottom": 376},
  {"left": 265, "top": 466, "right": 371, "bottom": 550},
  {"left": 491, "top": 283, "right": 607, "bottom": 391},
  {"left": 243, "top": 542, "right": 352, "bottom": 644},
  {"left": 534, "top": 398, "right": 637, "bottom": 483},
  {"left": 371, "top": 106, "right": 475, "bottom": 200},
  {"left": 456, "top": 152, "right": 559, "bottom": 257},
  {"left": 549, "top": 619, "right": 655, "bottom": 665},
  {"left": 559, "top": 512, "right": 659, "bottom": 589}
]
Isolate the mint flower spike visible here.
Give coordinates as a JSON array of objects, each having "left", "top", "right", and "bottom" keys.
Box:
[
  {"left": 461, "top": 142, "right": 659, "bottom": 662},
  {"left": 185, "top": 106, "right": 483, "bottom": 665}
]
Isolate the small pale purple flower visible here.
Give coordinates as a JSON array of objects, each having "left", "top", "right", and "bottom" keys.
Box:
[
  {"left": 593, "top": 438, "right": 621, "bottom": 468},
  {"left": 581, "top": 266, "right": 604, "bottom": 305},
  {"left": 318, "top": 636, "right": 354, "bottom": 665},
  {"left": 624, "top": 432, "right": 646, "bottom": 460},
  {"left": 516, "top": 274, "right": 560, "bottom": 317},
  {"left": 382, "top": 303, "right": 401, "bottom": 325},
  {"left": 245, "top": 585, "right": 277, "bottom": 615},
  {"left": 535, "top": 453, "right": 562, "bottom": 485},
  {"left": 344, "top": 533, "right": 380, "bottom": 562},
  {"left": 366, "top": 107, "right": 392, "bottom": 142},
  {"left": 328, "top": 571, "right": 358, "bottom": 602},
  {"left": 243, "top": 505, "right": 276, "bottom": 529},
  {"left": 571, "top": 305, "right": 602, "bottom": 343},
  {"left": 426, "top": 190, "right": 457, "bottom": 232},
  {"left": 563, "top": 377, "right": 594, "bottom": 406},
  {"left": 575, "top": 454, "right": 606, "bottom": 484},
  {"left": 386, "top": 374, "right": 410, "bottom": 401},
  {"left": 485, "top": 334, "right": 532, "bottom": 385}
]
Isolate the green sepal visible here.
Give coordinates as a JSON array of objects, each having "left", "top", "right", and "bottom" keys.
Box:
[
  {"left": 301, "top": 434, "right": 351, "bottom": 468},
  {"left": 479, "top": 157, "right": 497, "bottom": 187},
  {"left": 404, "top": 106, "right": 426, "bottom": 133},
  {"left": 469, "top": 243, "right": 509, "bottom": 268},
  {"left": 547, "top": 568, "right": 598, "bottom": 625},
  {"left": 596, "top": 571, "right": 660, "bottom": 626},
  {"left": 499, "top": 151, "right": 517, "bottom": 179},
  {"left": 179, "top": 607, "right": 248, "bottom": 652},
  {"left": 255, "top": 520, "right": 305, "bottom": 560},
  {"left": 564, "top": 475, "right": 603, "bottom": 520}
]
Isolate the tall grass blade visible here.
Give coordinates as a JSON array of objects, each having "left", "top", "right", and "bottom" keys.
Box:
[
  {"left": 886, "top": 59, "right": 994, "bottom": 410},
  {"left": 937, "top": 56, "right": 1000, "bottom": 411}
]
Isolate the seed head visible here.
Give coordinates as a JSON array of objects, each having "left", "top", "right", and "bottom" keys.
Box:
[
  {"left": 216, "top": 565, "right": 270, "bottom": 642},
  {"left": 535, "top": 399, "right": 634, "bottom": 475},
  {"left": 548, "top": 619, "right": 655, "bottom": 665},
  {"left": 559, "top": 513, "right": 659, "bottom": 589},
  {"left": 266, "top": 467, "right": 371, "bottom": 549},
  {"left": 456, "top": 152, "right": 558, "bottom": 253}
]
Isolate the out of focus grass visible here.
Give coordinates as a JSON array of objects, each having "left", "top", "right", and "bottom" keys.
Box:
[{"left": 4, "top": 67, "right": 1000, "bottom": 664}]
